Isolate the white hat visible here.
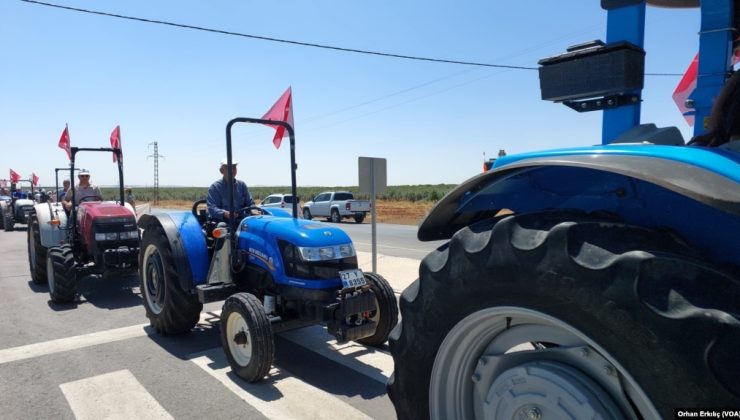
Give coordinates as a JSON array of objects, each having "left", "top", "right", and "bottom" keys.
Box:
[
  {"left": 79, "top": 169, "right": 90, "bottom": 176},
  {"left": 220, "top": 158, "right": 239, "bottom": 167}
]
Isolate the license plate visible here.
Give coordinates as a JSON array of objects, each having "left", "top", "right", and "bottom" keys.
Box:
[{"left": 339, "top": 269, "right": 366, "bottom": 288}]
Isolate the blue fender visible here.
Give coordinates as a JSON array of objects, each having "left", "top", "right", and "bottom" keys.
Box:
[
  {"left": 138, "top": 211, "right": 209, "bottom": 291},
  {"left": 420, "top": 144, "right": 740, "bottom": 266}
]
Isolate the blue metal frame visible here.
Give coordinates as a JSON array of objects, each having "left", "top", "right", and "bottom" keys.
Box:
[
  {"left": 692, "top": 0, "right": 735, "bottom": 137},
  {"left": 603, "top": 1, "right": 646, "bottom": 144}
]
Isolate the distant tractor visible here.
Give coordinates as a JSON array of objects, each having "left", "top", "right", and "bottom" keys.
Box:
[
  {"left": 388, "top": 1, "right": 740, "bottom": 419},
  {"left": 30, "top": 147, "right": 139, "bottom": 303},
  {"left": 137, "top": 117, "right": 398, "bottom": 382},
  {"left": 1, "top": 179, "right": 36, "bottom": 231}
]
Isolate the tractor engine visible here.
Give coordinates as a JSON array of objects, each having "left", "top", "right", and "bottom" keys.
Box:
[{"left": 78, "top": 202, "right": 139, "bottom": 270}]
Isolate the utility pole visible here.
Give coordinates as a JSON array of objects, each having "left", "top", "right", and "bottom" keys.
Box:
[{"left": 147, "top": 142, "right": 164, "bottom": 205}]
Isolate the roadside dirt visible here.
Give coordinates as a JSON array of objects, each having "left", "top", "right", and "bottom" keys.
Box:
[{"left": 153, "top": 199, "right": 436, "bottom": 226}]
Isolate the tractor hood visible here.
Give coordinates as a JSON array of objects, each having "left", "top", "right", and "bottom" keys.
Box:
[
  {"left": 240, "top": 216, "right": 353, "bottom": 247},
  {"left": 79, "top": 201, "right": 135, "bottom": 219},
  {"left": 14, "top": 199, "right": 34, "bottom": 207}
]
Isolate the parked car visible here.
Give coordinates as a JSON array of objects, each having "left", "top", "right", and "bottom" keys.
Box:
[
  {"left": 302, "top": 191, "right": 370, "bottom": 223},
  {"left": 259, "top": 194, "right": 299, "bottom": 210}
]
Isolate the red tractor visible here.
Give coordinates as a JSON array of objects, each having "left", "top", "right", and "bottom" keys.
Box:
[{"left": 34, "top": 146, "right": 139, "bottom": 303}]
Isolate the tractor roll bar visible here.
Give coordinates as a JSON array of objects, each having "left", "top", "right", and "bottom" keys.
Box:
[
  {"left": 68, "top": 147, "right": 125, "bottom": 236},
  {"left": 225, "top": 117, "right": 297, "bottom": 238},
  {"left": 54, "top": 166, "right": 80, "bottom": 203}
]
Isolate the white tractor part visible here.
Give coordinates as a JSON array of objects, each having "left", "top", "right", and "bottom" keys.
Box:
[{"left": 34, "top": 202, "right": 68, "bottom": 247}]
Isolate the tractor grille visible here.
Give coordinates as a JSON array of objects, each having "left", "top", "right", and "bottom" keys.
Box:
[{"left": 279, "top": 240, "right": 358, "bottom": 280}]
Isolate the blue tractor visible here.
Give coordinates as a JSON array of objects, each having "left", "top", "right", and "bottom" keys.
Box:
[
  {"left": 388, "top": 1, "right": 740, "bottom": 418},
  {"left": 137, "top": 117, "right": 398, "bottom": 382}
]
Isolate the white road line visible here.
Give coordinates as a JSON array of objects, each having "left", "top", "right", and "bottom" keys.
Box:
[
  {"left": 280, "top": 325, "right": 393, "bottom": 383},
  {"left": 60, "top": 369, "right": 173, "bottom": 420},
  {"left": 0, "top": 323, "right": 149, "bottom": 365},
  {"left": 190, "top": 347, "right": 372, "bottom": 420},
  {"left": 0, "top": 312, "right": 219, "bottom": 365}
]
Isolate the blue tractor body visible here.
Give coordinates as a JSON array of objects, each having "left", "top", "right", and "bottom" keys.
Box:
[
  {"left": 388, "top": 1, "right": 740, "bottom": 418},
  {"left": 137, "top": 117, "right": 398, "bottom": 383},
  {"left": 420, "top": 144, "right": 740, "bottom": 266}
]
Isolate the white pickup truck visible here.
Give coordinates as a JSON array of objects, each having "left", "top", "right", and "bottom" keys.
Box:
[{"left": 302, "top": 191, "right": 371, "bottom": 223}]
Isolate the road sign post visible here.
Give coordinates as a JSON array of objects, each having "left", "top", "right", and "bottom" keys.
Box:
[{"left": 359, "top": 157, "right": 387, "bottom": 273}]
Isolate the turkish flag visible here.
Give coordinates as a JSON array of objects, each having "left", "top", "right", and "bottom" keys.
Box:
[
  {"left": 9, "top": 169, "right": 21, "bottom": 184},
  {"left": 32, "top": 173, "right": 39, "bottom": 186},
  {"left": 261, "top": 87, "right": 294, "bottom": 149},
  {"left": 674, "top": 50, "right": 740, "bottom": 126},
  {"left": 58, "top": 125, "right": 72, "bottom": 160},
  {"left": 110, "top": 125, "right": 121, "bottom": 162}
]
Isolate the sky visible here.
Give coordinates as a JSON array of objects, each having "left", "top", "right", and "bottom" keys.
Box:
[{"left": 0, "top": 1, "right": 703, "bottom": 188}]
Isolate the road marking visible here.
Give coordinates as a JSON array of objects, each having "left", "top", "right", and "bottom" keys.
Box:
[
  {"left": 0, "top": 312, "right": 219, "bottom": 365},
  {"left": 0, "top": 323, "right": 149, "bottom": 365},
  {"left": 190, "top": 347, "right": 371, "bottom": 420},
  {"left": 280, "top": 325, "right": 393, "bottom": 383},
  {"left": 60, "top": 369, "right": 173, "bottom": 420}
]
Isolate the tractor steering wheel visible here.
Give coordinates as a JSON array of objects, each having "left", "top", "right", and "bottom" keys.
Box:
[
  {"left": 79, "top": 195, "right": 103, "bottom": 203},
  {"left": 192, "top": 199, "right": 207, "bottom": 219},
  {"left": 234, "top": 205, "right": 267, "bottom": 219}
]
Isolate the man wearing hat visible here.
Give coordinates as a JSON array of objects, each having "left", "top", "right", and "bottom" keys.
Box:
[
  {"left": 63, "top": 169, "right": 102, "bottom": 209},
  {"left": 207, "top": 158, "right": 255, "bottom": 222}
]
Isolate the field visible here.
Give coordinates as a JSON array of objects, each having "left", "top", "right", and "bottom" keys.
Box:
[{"left": 100, "top": 185, "right": 454, "bottom": 225}]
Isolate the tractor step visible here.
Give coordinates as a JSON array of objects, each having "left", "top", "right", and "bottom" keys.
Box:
[{"left": 196, "top": 282, "right": 238, "bottom": 303}]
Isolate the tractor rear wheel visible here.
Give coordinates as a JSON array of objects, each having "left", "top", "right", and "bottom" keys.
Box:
[
  {"left": 221, "top": 292, "right": 274, "bottom": 382},
  {"left": 387, "top": 210, "right": 740, "bottom": 420},
  {"left": 140, "top": 225, "right": 203, "bottom": 334},
  {"left": 27, "top": 215, "right": 47, "bottom": 285},
  {"left": 356, "top": 272, "right": 398, "bottom": 347},
  {"left": 47, "top": 245, "right": 76, "bottom": 303},
  {"left": 4, "top": 211, "right": 13, "bottom": 231}
]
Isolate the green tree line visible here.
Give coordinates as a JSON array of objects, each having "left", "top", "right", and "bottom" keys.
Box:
[{"left": 98, "top": 184, "right": 456, "bottom": 203}]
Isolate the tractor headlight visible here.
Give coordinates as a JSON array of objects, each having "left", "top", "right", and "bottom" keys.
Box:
[
  {"left": 95, "top": 232, "right": 119, "bottom": 241},
  {"left": 120, "top": 230, "right": 139, "bottom": 240},
  {"left": 296, "top": 243, "right": 355, "bottom": 261}
]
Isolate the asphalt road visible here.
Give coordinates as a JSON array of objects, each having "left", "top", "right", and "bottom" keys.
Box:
[{"left": 0, "top": 221, "right": 430, "bottom": 419}]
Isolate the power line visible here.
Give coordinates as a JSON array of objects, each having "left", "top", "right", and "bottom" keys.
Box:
[{"left": 20, "top": 0, "right": 680, "bottom": 75}]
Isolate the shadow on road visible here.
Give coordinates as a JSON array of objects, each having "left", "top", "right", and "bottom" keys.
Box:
[{"left": 45, "top": 272, "right": 143, "bottom": 311}]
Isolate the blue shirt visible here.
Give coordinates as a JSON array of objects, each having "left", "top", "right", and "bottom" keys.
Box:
[{"left": 207, "top": 178, "right": 255, "bottom": 222}]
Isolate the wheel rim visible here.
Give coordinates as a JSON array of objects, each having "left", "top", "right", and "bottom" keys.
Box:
[
  {"left": 142, "top": 244, "right": 165, "bottom": 315},
  {"left": 46, "top": 254, "right": 55, "bottom": 293},
  {"left": 430, "top": 306, "right": 659, "bottom": 420},
  {"left": 332, "top": 212, "right": 339, "bottom": 223},
  {"left": 226, "top": 311, "right": 252, "bottom": 367}
]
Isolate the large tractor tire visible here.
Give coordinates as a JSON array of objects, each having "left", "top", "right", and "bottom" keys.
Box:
[
  {"left": 4, "top": 210, "right": 13, "bottom": 231},
  {"left": 140, "top": 225, "right": 202, "bottom": 334},
  {"left": 27, "top": 215, "right": 47, "bottom": 285},
  {"left": 46, "top": 245, "right": 77, "bottom": 303},
  {"left": 356, "top": 272, "right": 398, "bottom": 347},
  {"left": 387, "top": 210, "right": 740, "bottom": 420},
  {"left": 221, "top": 292, "right": 274, "bottom": 382}
]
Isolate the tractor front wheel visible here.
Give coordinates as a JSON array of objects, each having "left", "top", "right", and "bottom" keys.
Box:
[
  {"left": 140, "top": 226, "right": 202, "bottom": 334},
  {"left": 47, "top": 245, "right": 76, "bottom": 303},
  {"left": 28, "top": 215, "right": 47, "bottom": 285},
  {"left": 221, "top": 293, "right": 274, "bottom": 382},
  {"left": 387, "top": 210, "right": 740, "bottom": 419},
  {"left": 356, "top": 272, "right": 398, "bottom": 347}
]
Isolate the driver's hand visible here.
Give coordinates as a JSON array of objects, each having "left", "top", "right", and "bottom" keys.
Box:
[{"left": 223, "top": 210, "right": 231, "bottom": 220}]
